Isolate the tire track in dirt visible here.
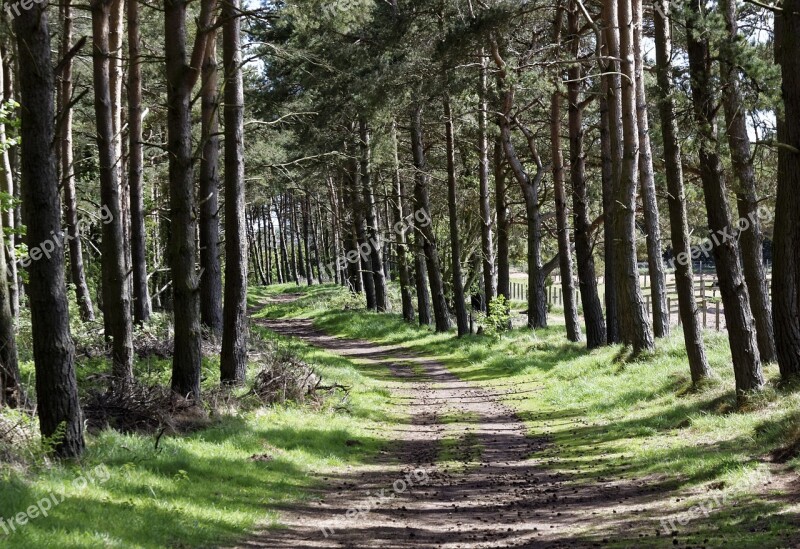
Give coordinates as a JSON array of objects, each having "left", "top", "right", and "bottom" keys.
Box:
[{"left": 236, "top": 315, "right": 675, "bottom": 548}]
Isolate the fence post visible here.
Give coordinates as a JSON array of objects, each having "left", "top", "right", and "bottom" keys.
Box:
[
  {"left": 702, "top": 299, "right": 707, "bottom": 329},
  {"left": 715, "top": 305, "right": 720, "bottom": 331}
]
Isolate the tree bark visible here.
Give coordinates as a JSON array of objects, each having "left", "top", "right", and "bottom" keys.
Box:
[
  {"left": 127, "top": 0, "right": 152, "bottom": 325},
  {"left": 773, "top": 0, "right": 800, "bottom": 378},
  {"left": 478, "top": 52, "right": 497, "bottom": 310},
  {"left": 165, "top": 0, "right": 216, "bottom": 399},
  {"left": 199, "top": 29, "right": 223, "bottom": 337},
  {"left": 601, "top": 0, "right": 622, "bottom": 344},
  {"left": 686, "top": 0, "right": 764, "bottom": 395},
  {"left": 614, "top": 0, "right": 654, "bottom": 352},
  {"left": 719, "top": 0, "right": 776, "bottom": 363},
  {"left": 14, "top": 4, "right": 84, "bottom": 456},
  {"left": 360, "top": 118, "right": 388, "bottom": 310},
  {"left": 391, "top": 121, "right": 415, "bottom": 322},
  {"left": 58, "top": 1, "right": 95, "bottom": 323},
  {"left": 495, "top": 137, "right": 510, "bottom": 302},
  {"left": 633, "top": 0, "right": 668, "bottom": 338},
  {"left": 220, "top": 0, "right": 249, "bottom": 385},
  {"left": 555, "top": 2, "right": 582, "bottom": 343},
  {"left": 411, "top": 105, "right": 449, "bottom": 332},
  {"left": 92, "top": 0, "right": 135, "bottom": 386},
  {"left": 444, "top": 94, "right": 469, "bottom": 336},
  {"left": 653, "top": 0, "right": 712, "bottom": 383},
  {"left": 0, "top": 45, "right": 17, "bottom": 319}
]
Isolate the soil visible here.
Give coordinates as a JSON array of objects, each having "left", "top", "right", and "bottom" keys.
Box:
[{"left": 237, "top": 307, "right": 798, "bottom": 549}]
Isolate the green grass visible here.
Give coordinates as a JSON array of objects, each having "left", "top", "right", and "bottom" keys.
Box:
[
  {"left": 0, "top": 298, "right": 401, "bottom": 549},
  {"left": 262, "top": 282, "right": 800, "bottom": 548}
]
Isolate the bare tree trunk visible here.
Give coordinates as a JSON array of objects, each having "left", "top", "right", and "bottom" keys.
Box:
[
  {"left": 359, "top": 118, "right": 388, "bottom": 310},
  {"left": 301, "top": 195, "right": 314, "bottom": 286},
  {"left": 92, "top": 0, "right": 134, "bottom": 386},
  {"left": 633, "top": 0, "right": 668, "bottom": 338},
  {"left": 686, "top": 0, "right": 764, "bottom": 395},
  {"left": 478, "top": 52, "right": 496, "bottom": 309},
  {"left": 444, "top": 94, "right": 469, "bottom": 336},
  {"left": 165, "top": 0, "right": 216, "bottom": 399},
  {"left": 773, "top": 0, "right": 800, "bottom": 379},
  {"left": 58, "top": 1, "right": 95, "bottom": 323},
  {"left": 653, "top": 0, "right": 712, "bottom": 383},
  {"left": 199, "top": 29, "right": 223, "bottom": 337},
  {"left": 614, "top": 0, "right": 654, "bottom": 352},
  {"left": 554, "top": 3, "right": 581, "bottom": 343},
  {"left": 719, "top": 0, "right": 776, "bottom": 363},
  {"left": 391, "top": 121, "right": 415, "bottom": 322},
  {"left": 495, "top": 137, "right": 510, "bottom": 302},
  {"left": 412, "top": 104, "right": 451, "bottom": 333},
  {"left": 127, "top": 0, "right": 152, "bottom": 325},
  {"left": 220, "top": 0, "right": 248, "bottom": 385},
  {"left": 566, "top": 8, "right": 605, "bottom": 348},
  {"left": 14, "top": 4, "right": 84, "bottom": 456},
  {"left": 0, "top": 44, "right": 17, "bottom": 319},
  {"left": 601, "top": 0, "right": 622, "bottom": 344}
]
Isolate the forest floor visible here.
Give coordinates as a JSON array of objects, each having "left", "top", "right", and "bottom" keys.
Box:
[{"left": 242, "top": 285, "right": 800, "bottom": 549}]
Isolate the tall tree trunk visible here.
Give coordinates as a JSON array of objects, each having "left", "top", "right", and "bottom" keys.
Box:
[
  {"left": 413, "top": 230, "right": 432, "bottom": 326},
  {"left": 348, "top": 144, "right": 376, "bottom": 308},
  {"left": 0, "top": 45, "right": 17, "bottom": 319},
  {"left": 110, "top": 0, "right": 128, "bottom": 279},
  {"left": 601, "top": 0, "right": 622, "bottom": 344},
  {"left": 719, "top": 0, "right": 776, "bottom": 363},
  {"left": 444, "top": 94, "right": 469, "bottom": 336},
  {"left": 566, "top": 9, "right": 605, "bottom": 348},
  {"left": 165, "top": 0, "right": 216, "bottom": 399},
  {"left": 686, "top": 0, "right": 764, "bottom": 395},
  {"left": 391, "top": 121, "right": 415, "bottom": 322},
  {"left": 553, "top": 3, "right": 581, "bottom": 343},
  {"left": 495, "top": 137, "right": 510, "bottom": 301},
  {"left": 653, "top": 0, "right": 712, "bottom": 383},
  {"left": 0, "top": 223, "right": 20, "bottom": 408},
  {"left": 14, "top": 4, "right": 84, "bottom": 456},
  {"left": 268, "top": 200, "right": 283, "bottom": 283},
  {"left": 478, "top": 52, "right": 496, "bottom": 310},
  {"left": 292, "top": 197, "right": 307, "bottom": 281},
  {"left": 58, "top": 1, "right": 95, "bottom": 323},
  {"left": 0, "top": 55, "right": 20, "bottom": 407},
  {"left": 359, "top": 118, "right": 388, "bottom": 310},
  {"left": 412, "top": 105, "right": 451, "bottom": 332},
  {"left": 301, "top": 195, "right": 314, "bottom": 286},
  {"left": 772, "top": 0, "right": 800, "bottom": 378},
  {"left": 263, "top": 205, "right": 274, "bottom": 285},
  {"left": 128, "top": 0, "right": 152, "bottom": 325},
  {"left": 614, "top": 0, "right": 654, "bottom": 352},
  {"left": 199, "top": 29, "right": 223, "bottom": 337},
  {"left": 220, "top": 0, "right": 248, "bottom": 385},
  {"left": 92, "top": 0, "right": 135, "bottom": 386},
  {"left": 633, "top": 0, "right": 668, "bottom": 338}
]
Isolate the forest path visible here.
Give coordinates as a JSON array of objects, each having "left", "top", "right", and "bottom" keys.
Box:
[{"left": 237, "top": 307, "right": 675, "bottom": 548}]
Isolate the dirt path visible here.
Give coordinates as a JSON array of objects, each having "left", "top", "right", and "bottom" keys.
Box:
[{"left": 236, "top": 314, "right": 693, "bottom": 549}]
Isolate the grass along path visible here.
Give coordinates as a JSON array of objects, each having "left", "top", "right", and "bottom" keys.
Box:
[
  {"left": 0, "top": 300, "right": 398, "bottom": 548},
  {"left": 252, "top": 283, "right": 800, "bottom": 548}
]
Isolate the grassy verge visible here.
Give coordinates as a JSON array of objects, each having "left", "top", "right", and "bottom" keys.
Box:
[
  {"left": 261, "top": 283, "right": 800, "bottom": 548},
  {"left": 0, "top": 293, "right": 399, "bottom": 549}
]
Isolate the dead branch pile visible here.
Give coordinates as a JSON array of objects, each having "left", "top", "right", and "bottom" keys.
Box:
[{"left": 84, "top": 380, "right": 208, "bottom": 434}]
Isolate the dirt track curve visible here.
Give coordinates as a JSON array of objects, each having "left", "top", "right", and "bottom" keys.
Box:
[{"left": 234, "top": 309, "right": 701, "bottom": 549}]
